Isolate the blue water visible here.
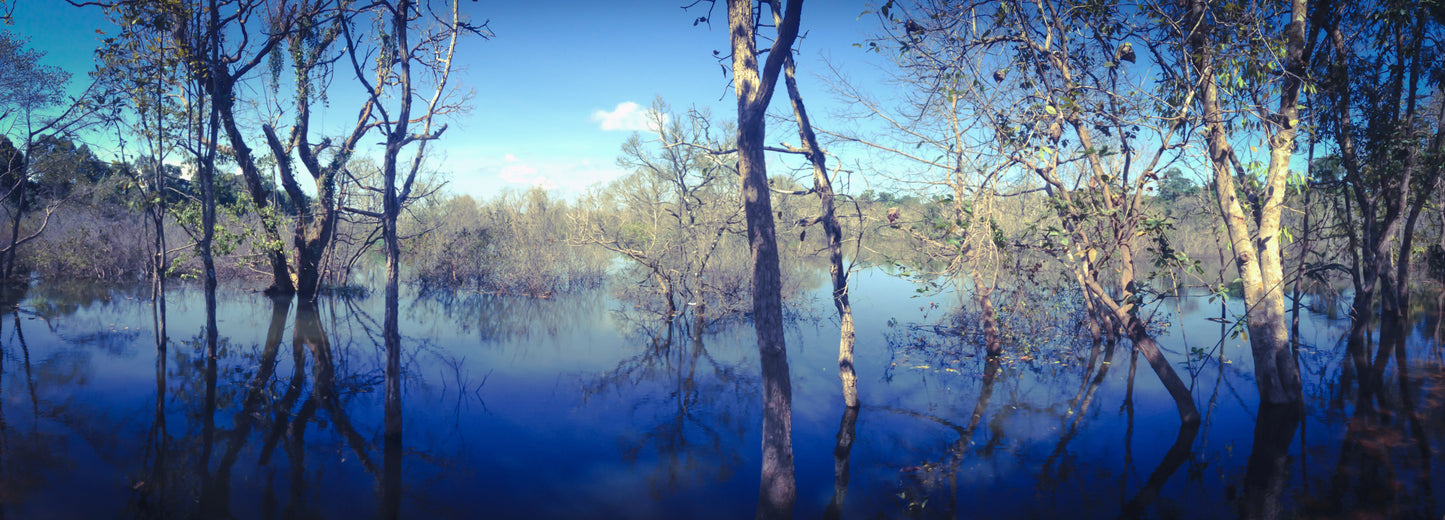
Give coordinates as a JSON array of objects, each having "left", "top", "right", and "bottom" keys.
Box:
[{"left": 0, "top": 269, "right": 1439, "bottom": 518}]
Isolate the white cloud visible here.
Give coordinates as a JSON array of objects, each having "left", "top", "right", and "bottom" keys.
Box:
[
  {"left": 449, "top": 152, "right": 631, "bottom": 198},
  {"left": 497, "top": 156, "right": 557, "bottom": 190},
  {"left": 591, "top": 101, "right": 665, "bottom": 132}
]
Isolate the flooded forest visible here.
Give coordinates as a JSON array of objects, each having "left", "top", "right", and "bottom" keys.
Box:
[{"left": 0, "top": 0, "right": 1443, "bottom": 518}]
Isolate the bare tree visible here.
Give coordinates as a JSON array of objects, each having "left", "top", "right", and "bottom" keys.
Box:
[
  {"left": 774, "top": 38, "right": 859, "bottom": 407},
  {"left": 336, "top": 5, "right": 481, "bottom": 510},
  {"left": 572, "top": 102, "right": 747, "bottom": 320}
]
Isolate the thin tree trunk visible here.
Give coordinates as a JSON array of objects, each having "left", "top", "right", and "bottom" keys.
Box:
[
  {"left": 196, "top": 2, "right": 223, "bottom": 512},
  {"left": 779, "top": 51, "right": 857, "bottom": 408},
  {"left": 3, "top": 173, "right": 23, "bottom": 280}
]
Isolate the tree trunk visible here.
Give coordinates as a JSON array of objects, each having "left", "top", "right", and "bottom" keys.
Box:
[
  {"left": 780, "top": 51, "right": 857, "bottom": 408},
  {"left": 1185, "top": 0, "right": 1305, "bottom": 405},
  {"left": 3, "top": 161, "right": 24, "bottom": 281},
  {"left": 1124, "top": 317, "right": 1201, "bottom": 424},
  {"left": 215, "top": 80, "right": 294, "bottom": 295},
  {"left": 727, "top": 1, "right": 803, "bottom": 517}
]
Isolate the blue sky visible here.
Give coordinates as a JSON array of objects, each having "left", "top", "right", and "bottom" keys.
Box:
[{"left": 4, "top": 0, "right": 889, "bottom": 198}]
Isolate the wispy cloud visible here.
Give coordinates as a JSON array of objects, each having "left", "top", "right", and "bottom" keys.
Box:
[
  {"left": 591, "top": 101, "right": 665, "bottom": 132},
  {"left": 497, "top": 157, "right": 557, "bottom": 190},
  {"left": 448, "top": 153, "right": 630, "bottom": 198}
]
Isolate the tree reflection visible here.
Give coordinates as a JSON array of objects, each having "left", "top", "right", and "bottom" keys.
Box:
[
  {"left": 822, "top": 406, "right": 858, "bottom": 520},
  {"left": 381, "top": 285, "right": 403, "bottom": 520},
  {"left": 1303, "top": 313, "right": 1438, "bottom": 518},
  {"left": 876, "top": 355, "right": 1003, "bottom": 516},
  {"left": 875, "top": 292, "right": 1215, "bottom": 517},
  {"left": 1239, "top": 403, "right": 1299, "bottom": 520},
  {"left": 582, "top": 316, "right": 753, "bottom": 498},
  {"left": 128, "top": 278, "right": 176, "bottom": 518},
  {"left": 73, "top": 290, "right": 435, "bottom": 518},
  {"left": 1118, "top": 420, "right": 1201, "bottom": 518},
  {"left": 408, "top": 288, "right": 604, "bottom": 341},
  {"left": 5, "top": 272, "right": 1445, "bottom": 517}
]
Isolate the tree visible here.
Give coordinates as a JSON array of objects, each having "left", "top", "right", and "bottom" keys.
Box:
[
  {"left": 573, "top": 101, "right": 748, "bottom": 319},
  {"left": 0, "top": 30, "right": 102, "bottom": 281},
  {"left": 1168, "top": 0, "right": 1317, "bottom": 405},
  {"left": 779, "top": 72, "right": 859, "bottom": 406},
  {"left": 91, "top": 1, "right": 186, "bottom": 309},
  {"left": 833, "top": 0, "right": 1022, "bottom": 362},
  {"left": 775, "top": 34, "right": 859, "bottom": 407},
  {"left": 78, "top": 0, "right": 302, "bottom": 294},
  {"left": 336, "top": 4, "right": 480, "bottom": 513},
  {"left": 262, "top": 2, "right": 375, "bottom": 301},
  {"left": 867, "top": 0, "right": 1201, "bottom": 423},
  {"left": 1314, "top": 0, "right": 1443, "bottom": 341},
  {"left": 721, "top": 0, "right": 803, "bottom": 516},
  {"left": 1157, "top": 169, "right": 1200, "bottom": 204}
]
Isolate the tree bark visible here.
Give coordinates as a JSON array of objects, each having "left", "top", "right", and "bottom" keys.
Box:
[
  {"left": 215, "top": 77, "right": 294, "bottom": 295},
  {"left": 1183, "top": 0, "right": 1306, "bottom": 405},
  {"left": 726, "top": 0, "right": 803, "bottom": 517},
  {"left": 779, "top": 51, "right": 857, "bottom": 408}
]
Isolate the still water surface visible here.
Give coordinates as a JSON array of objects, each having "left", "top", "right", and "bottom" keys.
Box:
[{"left": 0, "top": 269, "right": 1439, "bottom": 518}]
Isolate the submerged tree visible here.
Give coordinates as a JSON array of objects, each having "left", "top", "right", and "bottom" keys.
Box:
[
  {"left": 1164, "top": 0, "right": 1316, "bottom": 405},
  {"left": 720, "top": 0, "right": 804, "bottom": 516},
  {"left": 773, "top": 9, "right": 860, "bottom": 408},
  {"left": 573, "top": 101, "right": 747, "bottom": 319},
  {"left": 76, "top": 0, "right": 302, "bottom": 294},
  {"left": 91, "top": 1, "right": 188, "bottom": 329},
  {"left": 262, "top": 2, "right": 376, "bottom": 301},
  {"left": 868, "top": 0, "right": 1202, "bottom": 423},
  {"left": 835, "top": 1, "right": 1021, "bottom": 362},
  {"left": 1313, "top": 0, "right": 1444, "bottom": 339},
  {"left": 336, "top": 6, "right": 482, "bottom": 514}
]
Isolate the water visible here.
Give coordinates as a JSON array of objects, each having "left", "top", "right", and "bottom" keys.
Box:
[{"left": 0, "top": 269, "right": 1439, "bottom": 518}]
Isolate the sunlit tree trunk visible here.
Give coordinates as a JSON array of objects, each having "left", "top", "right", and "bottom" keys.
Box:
[
  {"left": 1183, "top": 0, "right": 1308, "bottom": 405},
  {"left": 726, "top": 0, "right": 803, "bottom": 516},
  {"left": 779, "top": 50, "right": 858, "bottom": 408}
]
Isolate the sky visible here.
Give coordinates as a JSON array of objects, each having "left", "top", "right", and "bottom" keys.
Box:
[{"left": 3, "top": 0, "right": 892, "bottom": 199}]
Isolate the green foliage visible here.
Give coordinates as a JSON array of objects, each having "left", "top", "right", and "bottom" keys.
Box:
[{"left": 1156, "top": 168, "right": 1199, "bottom": 204}]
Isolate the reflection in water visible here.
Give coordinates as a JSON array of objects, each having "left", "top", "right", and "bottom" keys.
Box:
[
  {"left": 382, "top": 287, "right": 403, "bottom": 520},
  {"left": 0, "top": 276, "right": 1441, "bottom": 518},
  {"left": 1241, "top": 404, "right": 1299, "bottom": 520},
  {"left": 1120, "top": 420, "right": 1200, "bottom": 518},
  {"left": 1302, "top": 312, "right": 1438, "bottom": 519},
  {"left": 582, "top": 316, "right": 752, "bottom": 498},
  {"left": 0, "top": 284, "right": 439, "bottom": 518},
  {"left": 873, "top": 355, "right": 1002, "bottom": 517},
  {"left": 822, "top": 406, "right": 858, "bottom": 520}
]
